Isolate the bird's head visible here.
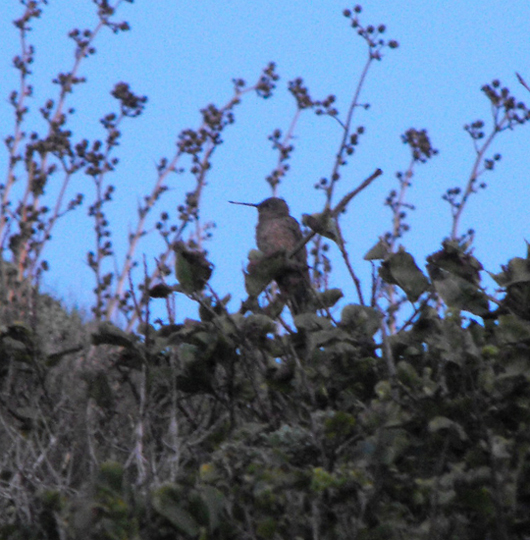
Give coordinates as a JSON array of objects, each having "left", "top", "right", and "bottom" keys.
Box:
[
  {"left": 229, "top": 197, "right": 290, "bottom": 218},
  {"left": 256, "top": 197, "right": 290, "bottom": 218}
]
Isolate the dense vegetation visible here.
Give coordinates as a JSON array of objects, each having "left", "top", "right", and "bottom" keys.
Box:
[{"left": 2, "top": 2, "right": 530, "bottom": 539}]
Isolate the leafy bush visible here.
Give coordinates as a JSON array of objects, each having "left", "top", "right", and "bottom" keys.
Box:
[{"left": 1, "top": 2, "right": 530, "bottom": 539}]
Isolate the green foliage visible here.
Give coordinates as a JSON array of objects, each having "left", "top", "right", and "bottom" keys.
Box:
[
  {"left": 303, "top": 211, "right": 340, "bottom": 242},
  {"left": 67, "top": 461, "right": 140, "bottom": 540},
  {"left": 152, "top": 483, "right": 226, "bottom": 537},
  {"left": 6, "top": 247, "right": 529, "bottom": 538},
  {"left": 491, "top": 242, "right": 530, "bottom": 320},
  {"left": 244, "top": 249, "right": 290, "bottom": 298},
  {"left": 3, "top": 225, "right": 530, "bottom": 535},
  {"left": 379, "top": 248, "right": 430, "bottom": 302},
  {"left": 2, "top": 1, "right": 530, "bottom": 539},
  {"left": 174, "top": 242, "right": 214, "bottom": 294}
]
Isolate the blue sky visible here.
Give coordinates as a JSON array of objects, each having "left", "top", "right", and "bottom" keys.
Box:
[{"left": 1, "top": 1, "right": 529, "bottom": 322}]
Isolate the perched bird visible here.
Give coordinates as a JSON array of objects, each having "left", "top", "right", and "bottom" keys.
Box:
[{"left": 230, "top": 197, "right": 311, "bottom": 314}]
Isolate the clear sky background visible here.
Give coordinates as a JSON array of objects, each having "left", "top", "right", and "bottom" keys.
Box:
[{"left": 1, "top": 1, "right": 529, "bottom": 322}]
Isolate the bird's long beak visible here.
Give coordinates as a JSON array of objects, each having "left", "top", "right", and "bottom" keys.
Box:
[{"left": 229, "top": 201, "right": 258, "bottom": 207}]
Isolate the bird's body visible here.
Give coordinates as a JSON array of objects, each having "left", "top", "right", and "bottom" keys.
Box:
[
  {"left": 254, "top": 198, "right": 305, "bottom": 257},
  {"left": 231, "top": 197, "right": 311, "bottom": 314}
]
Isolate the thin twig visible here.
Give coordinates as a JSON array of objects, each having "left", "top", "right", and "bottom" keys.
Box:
[
  {"left": 516, "top": 72, "right": 530, "bottom": 94},
  {"left": 289, "top": 168, "right": 382, "bottom": 260}
]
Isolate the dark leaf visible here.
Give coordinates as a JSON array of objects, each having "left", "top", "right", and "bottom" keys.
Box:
[
  {"left": 316, "top": 287, "right": 343, "bottom": 308},
  {"left": 380, "top": 249, "right": 430, "bottom": 301},
  {"left": 302, "top": 211, "right": 338, "bottom": 241},
  {"left": 174, "top": 241, "right": 213, "bottom": 294},
  {"left": 149, "top": 283, "right": 176, "bottom": 298},
  {"left": 152, "top": 484, "right": 199, "bottom": 536},
  {"left": 244, "top": 250, "right": 287, "bottom": 297},
  {"left": 91, "top": 321, "right": 137, "bottom": 348},
  {"left": 430, "top": 267, "right": 490, "bottom": 316},
  {"left": 341, "top": 304, "right": 382, "bottom": 336},
  {"left": 364, "top": 238, "right": 390, "bottom": 260}
]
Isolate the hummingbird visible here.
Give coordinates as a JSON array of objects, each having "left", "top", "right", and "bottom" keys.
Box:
[{"left": 230, "top": 197, "right": 311, "bottom": 314}]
